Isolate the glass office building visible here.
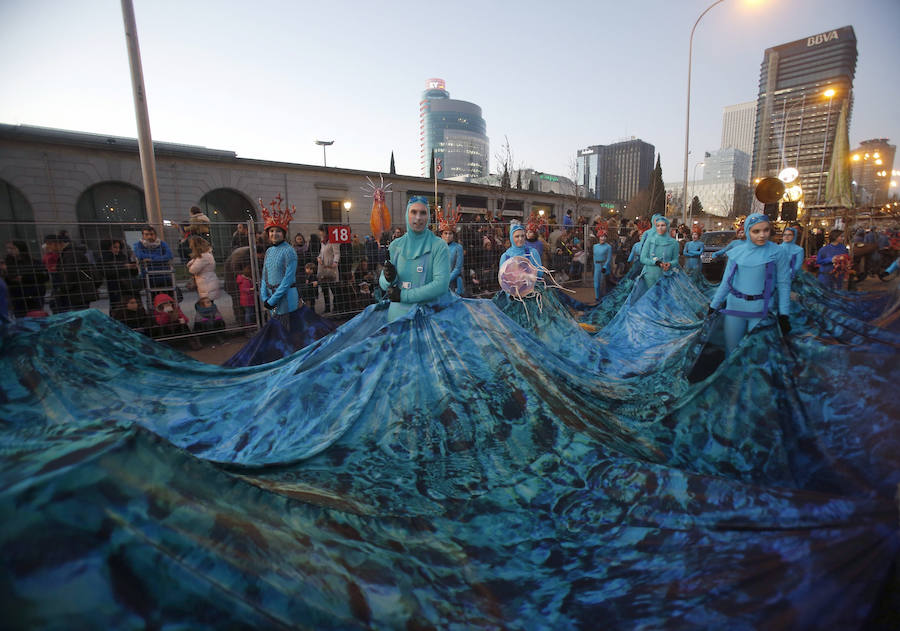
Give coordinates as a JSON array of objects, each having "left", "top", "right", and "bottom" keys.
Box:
[
  {"left": 419, "top": 78, "right": 489, "bottom": 180},
  {"left": 751, "top": 26, "right": 857, "bottom": 208}
]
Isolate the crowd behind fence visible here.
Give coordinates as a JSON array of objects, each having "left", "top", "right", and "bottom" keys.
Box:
[{"left": 1, "top": 217, "right": 670, "bottom": 347}]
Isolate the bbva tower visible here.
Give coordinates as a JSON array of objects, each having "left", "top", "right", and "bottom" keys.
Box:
[{"left": 419, "top": 78, "right": 489, "bottom": 181}]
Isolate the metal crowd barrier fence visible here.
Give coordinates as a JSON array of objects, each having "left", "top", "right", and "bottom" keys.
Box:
[
  {"left": 3, "top": 220, "right": 625, "bottom": 341},
  {"left": 1, "top": 220, "right": 263, "bottom": 345}
]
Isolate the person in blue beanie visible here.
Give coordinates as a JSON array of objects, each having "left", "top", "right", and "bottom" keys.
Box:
[
  {"left": 592, "top": 228, "right": 612, "bottom": 301},
  {"left": 780, "top": 226, "right": 805, "bottom": 278},
  {"left": 709, "top": 213, "right": 792, "bottom": 353},
  {"left": 500, "top": 222, "right": 542, "bottom": 275},
  {"left": 379, "top": 197, "right": 450, "bottom": 322}
]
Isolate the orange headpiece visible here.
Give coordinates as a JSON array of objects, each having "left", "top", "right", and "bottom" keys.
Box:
[
  {"left": 526, "top": 211, "right": 547, "bottom": 234},
  {"left": 436, "top": 205, "right": 461, "bottom": 232},
  {"left": 260, "top": 194, "right": 296, "bottom": 232},
  {"left": 636, "top": 219, "right": 651, "bottom": 233},
  {"left": 691, "top": 224, "right": 704, "bottom": 235}
]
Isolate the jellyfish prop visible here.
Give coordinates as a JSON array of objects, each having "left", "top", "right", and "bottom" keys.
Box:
[{"left": 499, "top": 256, "right": 571, "bottom": 321}]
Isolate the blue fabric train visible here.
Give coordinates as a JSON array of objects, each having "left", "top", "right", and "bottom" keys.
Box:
[{"left": 0, "top": 253, "right": 898, "bottom": 629}]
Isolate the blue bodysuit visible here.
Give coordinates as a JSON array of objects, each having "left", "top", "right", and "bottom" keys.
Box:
[
  {"left": 710, "top": 239, "right": 791, "bottom": 353},
  {"left": 447, "top": 241, "right": 464, "bottom": 294},
  {"left": 639, "top": 229, "right": 680, "bottom": 290},
  {"left": 592, "top": 241, "right": 612, "bottom": 300},
  {"left": 780, "top": 241, "right": 805, "bottom": 278},
  {"left": 683, "top": 239, "right": 704, "bottom": 275},
  {"left": 379, "top": 212, "right": 450, "bottom": 322}
]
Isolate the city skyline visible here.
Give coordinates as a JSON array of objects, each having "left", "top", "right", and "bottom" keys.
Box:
[{"left": 1, "top": 0, "right": 898, "bottom": 189}]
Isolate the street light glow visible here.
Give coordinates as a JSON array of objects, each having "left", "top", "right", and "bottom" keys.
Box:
[{"left": 823, "top": 88, "right": 836, "bottom": 98}]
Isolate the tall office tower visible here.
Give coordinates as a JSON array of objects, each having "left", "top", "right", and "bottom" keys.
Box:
[
  {"left": 419, "top": 78, "right": 489, "bottom": 180},
  {"left": 721, "top": 101, "right": 757, "bottom": 160},
  {"left": 850, "top": 139, "right": 896, "bottom": 206},
  {"left": 576, "top": 138, "right": 655, "bottom": 204},
  {"left": 751, "top": 26, "right": 857, "bottom": 208},
  {"left": 703, "top": 148, "right": 751, "bottom": 184}
]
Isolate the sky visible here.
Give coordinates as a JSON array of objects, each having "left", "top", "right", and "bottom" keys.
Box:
[{"left": 1, "top": 0, "right": 898, "bottom": 186}]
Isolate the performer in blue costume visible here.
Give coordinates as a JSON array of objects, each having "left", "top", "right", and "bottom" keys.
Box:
[
  {"left": 780, "top": 226, "right": 805, "bottom": 278},
  {"left": 816, "top": 229, "right": 849, "bottom": 291},
  {"left": 379, "top": 196, "right": 450, "bottom": 321},
  {"left": 500, "top": 222, "right": 543, "bottom": 276},
  {"left": 709, "top": 213, "right": 791, "bottom": 353},
  {"left": 437, "top": 207, "right": 464, "bottom": 295},
  {"left": 879, "top": 256, "right": 898, "bottom": 280},
  {"left": 712, "top": 222, "right": 745, "bottom": 260},
  {"left": 639, "top": 214, "right": 680, "bottom": 290},
  {"left": 259, "top": 194, "right": 300, "bottom": 328},
  {"left": 592, "top": 228, "right": 612, "bottom": 301},
  {"left": 682, "top": 226, "right": 705, "bottom": 276}
]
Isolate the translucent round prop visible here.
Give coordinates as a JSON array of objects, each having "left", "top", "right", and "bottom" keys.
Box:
[{"left": 499, "top": 256, "right": 538, "bottom": 299}]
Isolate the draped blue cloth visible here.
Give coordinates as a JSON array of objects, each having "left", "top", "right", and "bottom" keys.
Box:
[{"left": 1, "top": 269, "right": 899, "bottom": 629}]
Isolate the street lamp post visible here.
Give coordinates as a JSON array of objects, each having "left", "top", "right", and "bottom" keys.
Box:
[
  {"left": 343, "top": 200, "right": 352, "bottom": 226},
  {"left": 815, "top": 88, "right": 836, "bottom": 207},
  {"left": 682, "top": 0, "right": 727, "bottom": 226},
  {"left": 778, "top": 94, "right": 806, "bottom": 171},
  {"left": 315, "top": 139, "right": 334, "bottom": 167}
]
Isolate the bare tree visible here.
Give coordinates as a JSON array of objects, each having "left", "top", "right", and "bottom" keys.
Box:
[
  {"left": 568, "top": 157, "right": 582, "bottom": 224},
  {"left": 494, "top": 136, "right": 514, "bottom": 219}
]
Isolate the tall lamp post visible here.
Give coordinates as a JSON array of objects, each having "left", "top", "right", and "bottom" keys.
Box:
[
  {"left": 682, "top": 0, "right": 727, "bottom": 226},
  {"left": 315, "top": 139, "right": 334, "bottom": 167},
  {"left": 815, "top": 88, "right": 836, "bottom": 207},
  {"left": 343, "top": 200, "right": 352, "bottom": 226}
]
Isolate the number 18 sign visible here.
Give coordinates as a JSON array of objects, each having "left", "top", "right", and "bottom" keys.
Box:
[{"left": 328, "top": 225, "right": 351, "bottom": 244}]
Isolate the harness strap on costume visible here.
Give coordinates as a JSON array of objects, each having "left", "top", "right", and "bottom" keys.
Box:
[{"left": 719, "top": 260, "right": 775, "bottom": 318}]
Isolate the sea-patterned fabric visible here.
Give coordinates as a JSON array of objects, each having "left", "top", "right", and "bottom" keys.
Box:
[
  {"left": 1, "top": 269, "right": 899, "bottom": 630},
  {"left": 223, "top": 304, "right": 337, "bottom": 367}
]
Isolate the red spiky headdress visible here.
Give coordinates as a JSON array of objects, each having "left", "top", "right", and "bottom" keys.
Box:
[
  {"left": 260, "top": 194, "right": 296, "bottom": 232},
  {"left": 636, "top": 218, "right": 651, "bottom": 233},
  {"left": 691, "top": 223, "right": 704, "bottom": 235},
  {"left": 595, "top": 219, "right": 609, "bottom": 240},
  {"left": 436, "top": 205, "right": 461, "bottom": 232},
  {"left": 526, "top": 211, "right": 547, "bottom": 234}
]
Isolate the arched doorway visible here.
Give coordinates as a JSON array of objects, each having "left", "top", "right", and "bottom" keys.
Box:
[
  {"left": 0, "top": 179, "right": 39, "bottom": 261},
  {"left": 198, "top": 188, "right": 256, "bottom": 253},
  {"left": 76, "top": 181, "right": 147, "bottom": 253}
]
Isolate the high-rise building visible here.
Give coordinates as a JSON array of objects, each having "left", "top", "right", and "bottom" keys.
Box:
[
  {"left": 751, "top": 26, "right": 857, "bottom": 208},
  {"left": 419, "top": 78, "right": 489, "bottom": 180},
  {"left": 721, "top": 101, "right": 756, "bottom": 159},
  {"left": 703, "top": 148, "right": 751, "bottom": 185},
  {"left": 850, "top": 139, "right": 896, "bottom": 206},
  {"left": 576, "top": 138, "right": 655, "bottom": 204}
]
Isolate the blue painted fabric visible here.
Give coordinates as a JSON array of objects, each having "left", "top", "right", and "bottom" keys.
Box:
[
  {"left": 0, "top": 270, "right": 899, "bottom": 629},
  {"left": 223, "top": 304, "right": 337, "bottom": 367}
]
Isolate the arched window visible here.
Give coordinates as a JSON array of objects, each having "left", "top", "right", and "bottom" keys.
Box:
[
  {"left": 76, "top": 181, "right": 147, "bottom": 223},
  {"left": 0, "top": 179, "right": 39, "bottom": 258},
  {"left": 75, "top": 181, "right": 148, "bottom": 255},
  {"left": 198, "top": 188, "right": 256, "bottom": 222},
  {"left": 198, "top": 188, "right": 256, "bottom": 253}
]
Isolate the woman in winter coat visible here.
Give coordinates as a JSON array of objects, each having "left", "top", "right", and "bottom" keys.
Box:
[{"left": 186, "top": 236, "right": 220, "bottom": 300}]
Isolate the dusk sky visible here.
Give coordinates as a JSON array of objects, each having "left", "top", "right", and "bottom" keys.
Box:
[{"left": 1, "top": 0, "right": 898, "bottom": 185}]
